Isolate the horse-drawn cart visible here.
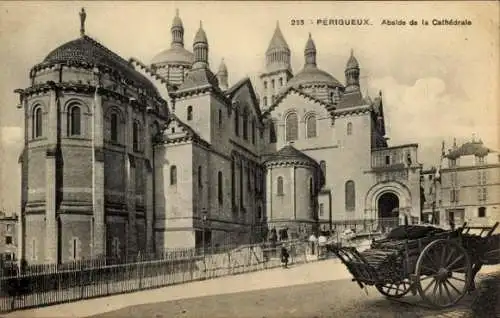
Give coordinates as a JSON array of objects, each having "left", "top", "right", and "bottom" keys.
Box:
[{"left": 328, "top": 222, "right": 499, "bottom": 308}]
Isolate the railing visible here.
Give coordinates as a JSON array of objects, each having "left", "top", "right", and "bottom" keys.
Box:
[{"left": 0, "top": 241, "right": 310, "bottom": 313}]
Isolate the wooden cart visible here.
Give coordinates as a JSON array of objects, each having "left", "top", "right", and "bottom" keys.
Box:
[{"left": 328, "top": 222, "right": 499, "bottom": 308}]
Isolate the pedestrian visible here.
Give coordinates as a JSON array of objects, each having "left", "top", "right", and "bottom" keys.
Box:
[{"left": 280, "top": 246, "right": 289, "bottom": 268}]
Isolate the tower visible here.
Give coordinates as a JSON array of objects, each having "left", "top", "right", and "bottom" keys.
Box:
[
  {"left": 217, "top": 58, "right": 228, "bottom": 91},
  {"left": 304, "top": 33, "right": 316, "bottom": 67},
  {"left": 259, "top": 22, "right": 293, "bottom": 110},
  {"left": 345, "top": 49, "right": 360, "bottom": 93}
]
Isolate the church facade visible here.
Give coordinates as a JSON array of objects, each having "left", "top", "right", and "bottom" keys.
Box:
[{"left": 16, "top": 9, "right": 423, "bottom": 264}]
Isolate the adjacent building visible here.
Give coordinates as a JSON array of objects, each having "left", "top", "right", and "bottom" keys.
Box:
[
  {"left": 15, "top": 9, "right": 424, "bottom": 264},
  {"left": 0, "top": 212, "right": 18, "bottom": 262}
]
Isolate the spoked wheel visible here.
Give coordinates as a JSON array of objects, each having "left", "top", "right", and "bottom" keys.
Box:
[
  {"left": 415, "top": 239, "right": 472, "bottom": 308},
  {"left": 375, "top": 279, "right": 412, "bottom": 298}
]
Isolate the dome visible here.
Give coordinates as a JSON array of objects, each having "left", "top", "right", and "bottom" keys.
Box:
[
  {"left": 264, "top": 144, "right": 318, "bottom": 167},
  {"left": 346, "top": 50, "right": 359, "bottom": 69},
  {"left": 151, "top": 46, "right": 194, "bottom": 66},
  {"left": 446, "top": 141, "right": 492, "bottom": 160},
  {"left": 43, "top": 35, "right": 159, "bottom": 96},
  {"left": 287, "top": 65, "right": 343, "bottom": 89}
]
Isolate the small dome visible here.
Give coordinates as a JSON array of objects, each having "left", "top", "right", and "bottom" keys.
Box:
[
  {"left": 287, "top": 66, "right": 343, "bottom": 89},
  {"left": 265, "top": 144, "right": 318, "bottom": 167},
  {"left": 346, "top": 50, "right": 359, "bottom": 69},
  {"left": 171, "top": 9, "right": 183, "bottom": 29},
  {"left": 42, "top": 35, "right": 159, "bottom": 96},
  {"left": 194, "top": 22, "right": 208, "bottom": 44},
  {"left": 151, "top": 46, "right": 194, "bottom": 66}
]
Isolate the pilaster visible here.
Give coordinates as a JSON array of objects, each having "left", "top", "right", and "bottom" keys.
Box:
[
  {"left": 45, "top": 88, "right": 58, "bottom": 263},
  {"left": 266, "top": 168, "right": 272, "bottom": 221},
  {"left": 93, "top": 86, "right": 106, "bottom": 257}
]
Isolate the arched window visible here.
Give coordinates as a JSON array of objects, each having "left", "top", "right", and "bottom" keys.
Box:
[
  {"left": 478, "top": 206, "right": 486, "bottom": 218},
  {"left": 306, "top": 114, "right": 317, "bottom": 138},
  {"left": 279, "top": 78, "right": 283, "bottom": 87},
  {"left": 263, "top": 97, "right": 267, "bottom": 107},
  {"left": 251, "top": 119, "right": 256, "bottom": 144},
  {"left": 264, "top": 81, "right": 268, "bottom": 89},
  {"left": 133, "top": 121, "right": 139, "bottom": 152},
  {"left": 218, "top": 109, "right": 222, "bottom": 127},
  {"left": 187, "top": 106, "right": 193, "bottom": 121},
  {"left": 234, "top": 109, "right": 239, "bottom": 136},
  {"left": 269, "top": 122, "right": 277, "bottom": 143},
  {"left": 243, "top": 110, "right": 248, "bottom": 140},
  {"left": 271, "top": 79, "right": 275, "bottom": 89},
  {"left": 33, "top": 106, "right": 43, "bottom": 138},
  {"left": 345, "top": 180, "right": 355, "bottom": 211},
  {"left": 68, "top": 105, "right": 81, "bottom": 136},
  {"left": 198, "top": 166, "right": 202, "bottom": 188},
  {"left": 286, "top": 112, "right": 298, "bottom": 141},
  {"left": 277, "top": 176, "right": 284, "bottom": 195},
  {"left": 347, "top": 122, "right": 353, "bottom": 135},
  {"left": 170, "top": 166, "right": 177, "bottom": 185},
  {"left": 218, "top": 171, "right": 223, "bottom": 204},
  {"left": 110, "top": 112, "right": 119, "bottom": 143}
]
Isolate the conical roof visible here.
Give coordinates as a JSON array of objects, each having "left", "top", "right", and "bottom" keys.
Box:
[
  {"left": 266, "top": 22, "right": 290, "bottom": 53},
  {"left": 346, "top": 49, "right": 359, "bottom": 69},
  {"left": 305, "top": 33, "right": 316, "bottom": 52},
  {"left": 171, "top": 9, "right": 183, "bottom": 29},
  {"left": 218, "top": 58, "right": 227, "bottom": 74},
  {"left": 264, "top": 144, "right": 318, "bottom": 166},
  {"left": 194, "top": 22, "right": 208, "bottom": 44}
]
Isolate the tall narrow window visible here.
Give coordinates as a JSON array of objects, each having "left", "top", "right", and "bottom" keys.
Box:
[
  {"left": 68, "top": 105, "right": 81, "bottom": 136},
  {"left": 198, "top": 166, "right": 202, "bottom": 188},
  {"left": 243, "top": 110, "right": 248, "bottom": 140},
  {"left": 263, "top": 97, "right": 267, "bottom": 107},
  {"left": 231, "top": 159, "right": 236, "bottom": 205},
  {"left": 306, "top": 115, "right": 317, "bottom": 138},
  {"left": 110, "top": 112, "right": 119, "bottom": 143},
  {"left": 31, "top": 239, "right": 37, "bottom": 261},
  {"left": 285, "top": 112, "right": 298, "bottom": 141},
  {"left": 251, "top": 120, "right": 256, "bottom": 144},
  {"left": 133, "top": 121, "right": 139, "bottom": 152},
  {"left": 170, "top": 165, "right": 177, "bottom": 185},
  {"left": 33, "top": 106, "right": 43, "bottom": 138},
  {"left": 269, "top": 122, "right": 277, "bottom": 143},
  {"left": 309, "top": 177, "right": 314, "bottom": 199},
  {"left": 320, "top": 161, "right": 326, "bottom": 179},
  {"left": 345, "top": 180, "right": 355, "bottom": 211},
  {"left": 218, "top": 171, "right": 223, "bottom": 204},
  {"left": 264, "top": 81, "right": 268, "bottom": 89},
  {"left": 187, "top": 106, "right": 193, "bottom": 121},
  {"left": 279, "top": 78, "right": 283, "bottom": 87},
  {"left": 347, "top": 122, "right": 353, "bottom": 135},
  {"left": 72, "top": 238, "right": 78, "bottom": 260},
  {"left": 271, "top": 79, "right": 275, "bottom": 89},
  {"left": 234, "top": 109, "right": 239, "bottom": 136},
  {"left": 319, "top": 203, "right": 324, "bottom": 217},
  {"left": 277, "top": 176, "right": 284, "bottom": 195},
  {"left": 240, "top": 162, "right": 244, "bottom": 206},
  {"left": 218, "top": 109, "right": 222, "bottom": 127}
]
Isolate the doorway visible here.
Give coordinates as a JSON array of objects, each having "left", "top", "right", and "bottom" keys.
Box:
[{"left": 378, "top": 192, "right": 399, "bottom": 218}]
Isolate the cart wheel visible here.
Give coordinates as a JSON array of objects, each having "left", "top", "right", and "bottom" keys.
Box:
[
  {"left": 415, "top": 239, "right": 471, "bottom": 308},
  {"left": 375, "top": 279, "right": 412, "bottom": 298}
]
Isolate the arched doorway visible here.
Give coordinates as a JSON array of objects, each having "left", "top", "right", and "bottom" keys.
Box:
[{"left": 378, "top": 192, "right": 399, "bottom": 218}]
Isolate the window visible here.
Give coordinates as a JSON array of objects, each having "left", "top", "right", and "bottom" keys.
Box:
[
  {"left": 72, "top": 238, "right": 79, "bottom": 260},
  {"left": 112, "top": 237, "right": 120, "bottom": 258},
  {"left": 68, "top": 105, "right": 81, "bottom": 136},
  {"left": 218, "top": 171, "right": 223, "bottom": 204},
  {"left": 269, "top": 122, "right": 277, "bottom": 143},
  {"left": 271, "top": 79, "right": 275, "bottom": 89},
  {"left": 279, "top": 78, "right": 283, "bottom": 87},
  {"left": 478, "top": 187, "right": 487, "bottom": 201},
  {"left": 320, "top": 161, "right": 326, "bottom": 179},
  {"left": 234, "top": 109, "right": 239, "bottom": 136},
  {"left": 110, "top": 112, "right": 119, "bottom": 143},
  {"left": 306, "top": 115, "right": 317, "bottom": 138},
  {"left": 257, "top": 207, "right": 262, "bottom": 220},
  {"left": 347, "top": 122, "right": 352, "bottom": 136},
  {"left": 5, "top": 236, "right": 12, "bottom": 245},
  {"left": 319, "top": 203, "right": 324, "bottom": 217},
  {"left": 263, "top": 97, "right": 267, "bottom": 107},
  {"left": 385, "top": 155, "right": 390, "bottom": 165},
  {"left": 243, "top": 110, "right": 248, "bottom": 140},
  {"left": 277, "top": 176, "right": 284, "bottom": 195},
  {"left": 251, "top": 120, "right": 256, "bottom": 144},
  {"left": 198, "top": 166, "right": 202, "bottom": 188},
  {"left": 449, "top": 159, "right": 456, "bottom": 168},
  {"left": 171, "top": 127, "right": 175, "bottom": 134},
  {"left": 476, "top": 156, "right": 485, "bottom": 165},
  {"left": 187, "top": 106, "right": 193, "bottom": 121},
  {"left": 31, "top": 239, "right": 37, "bottom": 261},
  {"left": 345, "top": 180, "right": 355, "bottom": 211},
  {"left": 231, "top": 159, "right": 236, "bottom": 205},
  {"left": 6, "top": 224, "right": 11, "bottom": 232},
  {"left": 272, "top": 95, "right": 276, "bottom": 103},
  {"left": 330, "top": 92, "right": 335, "bottom": 102},
  {"left": 309, "top": 177, "right": 314, "bottom": 200},
  {"left": 170, "top": 165, "right": 177, "bottom": 185},
  {"left": 218, "top": 109, "right": 222, "bottom": 127},
  {"left": 133, "top": 121, "right": 139, "bottom": 152},
  {"left": 240, "top": 163, "right": 244, "bottom": 206},
  {"left": 33, "top": 106, "right": 43, "bottom": 138},
  {"left": 264, "top": 81, "right": 268, "bottom": 89},
  {"left": 450, "top": 189, "right": 460, "bottom": 202},
  {"left": 285, "top": 112, "right": 298, "bottom": 141},
  {"left": 478, "top": 207, "right": 486, "bottom": 218}
]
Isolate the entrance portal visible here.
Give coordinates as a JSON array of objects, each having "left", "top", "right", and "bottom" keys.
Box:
[{"left": 378, "top": 192, "right": 399, "bottom": 218}]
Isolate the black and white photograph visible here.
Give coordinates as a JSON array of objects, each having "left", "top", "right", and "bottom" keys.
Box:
[{"left": 0, "top": 1, "right": 498, "bottom": 317}]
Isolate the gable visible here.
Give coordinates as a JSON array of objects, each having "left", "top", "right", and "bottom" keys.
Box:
[
  {"left": 266, "top": 89, "right": 333, "bottom": 123},
  {"left": 227, "top": 78, "right": 262, "bottom": 121},
  {"left": 163, "top": 115, "right": 210, "bottom": 147}
]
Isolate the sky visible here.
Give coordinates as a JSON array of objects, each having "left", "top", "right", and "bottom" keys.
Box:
[{"left": 0, "top": 1, "right": 498, "bottom": 213}]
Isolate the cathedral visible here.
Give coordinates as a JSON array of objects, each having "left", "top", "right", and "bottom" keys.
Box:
[{"left": 16, "top": 9, "right": 423, "bottom": 264}]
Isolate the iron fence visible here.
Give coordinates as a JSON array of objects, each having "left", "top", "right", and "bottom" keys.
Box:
[{"left": 0, "top": 240, "right": 310, "bottom": 313}]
